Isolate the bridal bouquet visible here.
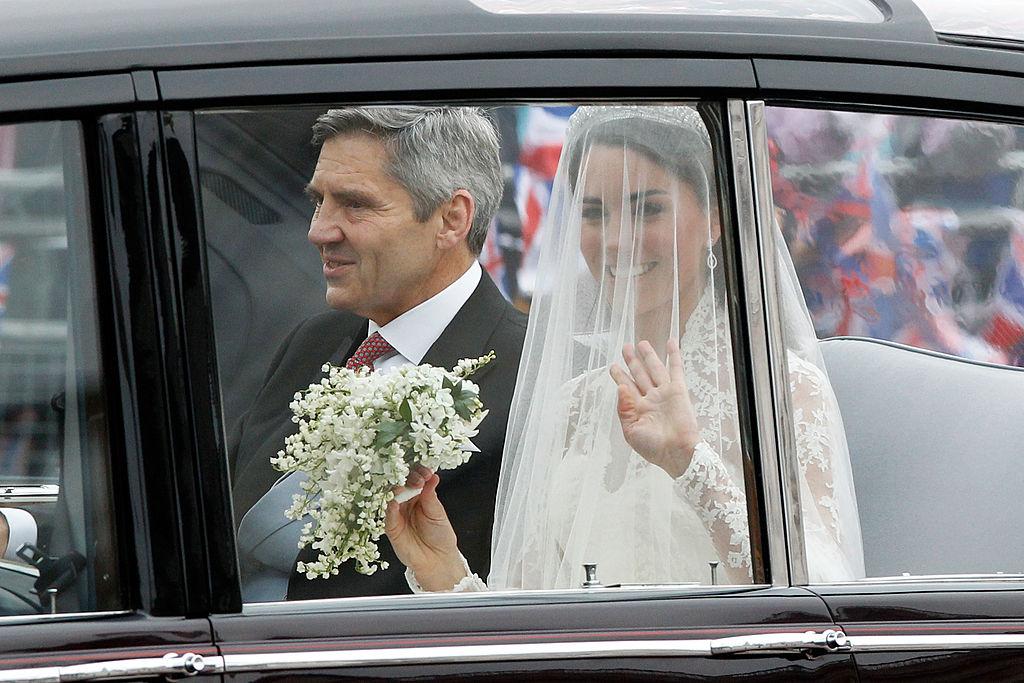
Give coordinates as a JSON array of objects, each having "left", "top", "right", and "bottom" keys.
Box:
[{"left": 271, "top": 352, "right": 494, "bottom": 579}]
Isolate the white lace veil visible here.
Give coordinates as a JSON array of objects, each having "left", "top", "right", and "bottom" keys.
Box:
[
  {"left": 489, "top": 104, "right": 864, "bottom": 590},
  {"left": 774, "top": 217, "right": 866, "bottom": 583}
]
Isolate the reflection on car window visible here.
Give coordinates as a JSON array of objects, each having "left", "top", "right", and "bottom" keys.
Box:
[
  {"left": 0, "top": 121, "right": 119, "bottom": 614},
  {"left": 467, "top": 0, "right": 883, "bottom": 22},
  {"left": 768, "top": 106, "right": 1024, "bottom": 579},
  {"left": 198, "top": 104, "right": 776, "bottom": 603},
  {"left": 914, "top": 0, "right": 1024, "bottom": 44}
]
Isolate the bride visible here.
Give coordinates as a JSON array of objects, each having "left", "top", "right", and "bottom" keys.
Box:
[{"left": 386, "top": 104, "right": 865, "bottom": 591}]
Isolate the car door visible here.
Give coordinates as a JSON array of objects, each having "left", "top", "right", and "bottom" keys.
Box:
[
  {"left": 0, "top": 75, "right": 217, "bottom": 679},
  {"left": 755, "top": 52, "right": 1024, "bottom": 678},
  {"left": 161, "top": 53, "right": 865, "bottom": 679}
]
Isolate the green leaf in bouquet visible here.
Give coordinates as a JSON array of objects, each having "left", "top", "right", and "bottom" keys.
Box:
[
  {"left": 453, "top": 390, "right": 480, "bottom": 421},
  {"left": 373, "top": 419, "right": 408, "bottom": 449},
  {"left": 442, "top": 375, "right": 456, "bottom": 391},
  {"left": 451, "top": 381, "right": 478, "bottom": 404},
  {"left": 453, "top": 397, "right": 473, "bottom": 421},
  {"left": 399, "top": 397, "right": 413, "bottom": 423}
]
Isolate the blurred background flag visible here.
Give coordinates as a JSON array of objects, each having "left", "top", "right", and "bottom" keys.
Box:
[
  {"left": 984, "top": 226, "right": 1024, "bottom": 364},
  {"left": 482, "top": 105, "right": 573, "bottom": 305}
]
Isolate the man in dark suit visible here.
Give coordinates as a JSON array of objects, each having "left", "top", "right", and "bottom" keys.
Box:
[{"left": 229, "top": 106, "right": 526, "bottom": 601}]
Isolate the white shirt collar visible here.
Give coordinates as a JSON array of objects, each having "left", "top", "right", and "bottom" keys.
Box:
[{"left": 367, "top": 260, "right": 482, "bottom": 364}]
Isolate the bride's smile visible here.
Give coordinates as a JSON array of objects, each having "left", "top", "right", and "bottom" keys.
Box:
[{"left": 606, "top": 261, "right": 658, "bottom": 279}]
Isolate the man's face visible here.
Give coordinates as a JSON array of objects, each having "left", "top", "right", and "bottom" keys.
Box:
[{"left": 306, "top": 133, "right": 443, "bottom": 323}]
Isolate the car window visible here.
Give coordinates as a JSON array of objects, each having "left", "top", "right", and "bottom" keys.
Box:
[
  {"left": 766, "top": 105, "right": 1024, "bottom": 579},
  {"left": 195, "top": 103, "right": 776, "bottom": 603},
  {"left": 0, "top": 120, "right": 120, "bottom": 614},
  {"left": 914, "top": 0, "right": 1024, "bottom": 44}
]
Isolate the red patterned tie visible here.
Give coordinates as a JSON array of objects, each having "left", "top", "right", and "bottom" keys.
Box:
[{"left": 345, "top": 331, "right": 396, "bottom": 371}]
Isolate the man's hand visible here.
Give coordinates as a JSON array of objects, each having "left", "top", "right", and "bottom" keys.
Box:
[
  {"left": 385, "top": 466, "right": 467, "bottom": 591},
  {"left": 610, "top": 339, "right": 702, "bottom": 479}
]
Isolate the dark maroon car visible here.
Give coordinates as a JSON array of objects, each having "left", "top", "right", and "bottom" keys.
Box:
[{"left": 0, "top": 0, "right": 1022, "bottom": 680}]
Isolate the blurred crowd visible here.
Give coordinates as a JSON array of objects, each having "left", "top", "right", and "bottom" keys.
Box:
[
  {"left": 482, "top": 105, "right": 1024, "bottom": 368},
  {"left": 768, "top": 108, "right": 1024, "bottom": 367}
]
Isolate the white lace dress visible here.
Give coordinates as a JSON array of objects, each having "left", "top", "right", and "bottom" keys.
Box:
[{"left": 408, "top": 292, "right": 862, "bottom": 592}]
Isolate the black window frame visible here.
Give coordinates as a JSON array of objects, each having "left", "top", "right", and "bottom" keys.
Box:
[{"left": 0, "top": 74, "right": 219, "bottom": 662}]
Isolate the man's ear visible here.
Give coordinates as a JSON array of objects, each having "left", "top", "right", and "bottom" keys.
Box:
[
  {"left": 437, "top": 189, "right": 475, "bottom": 251},
  {"left": 709, "top": 205, "right": 722, "bottom": 245}
]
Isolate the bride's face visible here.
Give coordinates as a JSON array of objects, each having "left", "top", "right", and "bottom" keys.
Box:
[{"left": 579, "top": 144, "right": 715, "bottom": 320}]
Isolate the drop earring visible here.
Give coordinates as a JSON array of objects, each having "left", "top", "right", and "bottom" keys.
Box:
[{"left": 707, "top": 244, "right": 718, "bottom": 270}]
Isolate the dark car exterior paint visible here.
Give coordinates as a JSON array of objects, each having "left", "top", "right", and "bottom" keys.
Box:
[{"left": 0, "top": 0, "right": 1021, "bottom": 679}]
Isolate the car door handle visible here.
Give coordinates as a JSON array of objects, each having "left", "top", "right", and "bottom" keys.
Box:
[
  {"left": 710, "top": 629, "right": 850, "bottom": 655},
  {"left": 0, "top": 652, "right": 218, "bottom": 682}
]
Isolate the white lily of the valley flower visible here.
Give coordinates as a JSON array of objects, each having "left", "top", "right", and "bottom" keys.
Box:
[{"left": 271, "top": 351, "right": 495, "bottom": 578}]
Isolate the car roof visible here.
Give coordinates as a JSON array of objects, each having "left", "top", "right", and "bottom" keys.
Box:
[{"left": 1, "top": 0, "right": 1021, "bottom": 83}]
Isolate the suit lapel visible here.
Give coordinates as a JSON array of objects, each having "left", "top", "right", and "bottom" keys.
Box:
[
  {"left": 292, "top": 314, "right": 367, "bottom": 397},
  {"left": 420, "top": 272, "right": 508, "bottom": 376},
  {"left": 329, "top": 318, "right": 368, "bottom": 367}
]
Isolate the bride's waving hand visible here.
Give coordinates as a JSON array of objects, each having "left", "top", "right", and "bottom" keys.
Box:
[{"left": 610, "top": 340, "right": 701, "bottom": 479}]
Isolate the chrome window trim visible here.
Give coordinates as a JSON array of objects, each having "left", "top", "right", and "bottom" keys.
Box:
[
  {"left": 820, "top": 573, "right": 1024, "bottom": 586},
  {"left": 727, "top": 99, "right": 791, "bottom": 588},
  {"left": 742, "top": 99, "right": 809, "bottom": 586},
  {"left": 0, "top": 609, "right": 131, "bottom": 627},
  {"left": 242, "top": 583, "right": 771, "bottom": 615}
]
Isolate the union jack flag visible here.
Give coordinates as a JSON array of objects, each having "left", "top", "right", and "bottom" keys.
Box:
[{"left": 482, "top": 106, "right": 574, "bottom": 302}]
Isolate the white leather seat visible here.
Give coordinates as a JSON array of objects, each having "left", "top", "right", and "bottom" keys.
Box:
[{"left": 820, "top": 337, "right": 1024, "bottom": 577}]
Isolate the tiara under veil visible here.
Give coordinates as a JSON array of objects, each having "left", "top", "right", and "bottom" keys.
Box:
[{"left": 487, "top": 104, "right": 864, "bottom": 590}]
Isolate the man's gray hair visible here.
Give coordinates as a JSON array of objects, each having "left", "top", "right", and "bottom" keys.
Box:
[{"left": 312, "top": 106, "right": 502, "bottom": 255}]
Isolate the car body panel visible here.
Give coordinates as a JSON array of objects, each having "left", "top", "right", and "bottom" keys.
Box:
[
  {"left": 0, "top": 0, "right": 1021, "bottom": 679},
  {"left": 211, "top": 587, "right": 856, "bottom": 680},
  {"left": 0, "top": 614, "right": 214, "bottom": 672},
  {"left": 821, "top": 586, "right": 1024, "bottom": 679}
]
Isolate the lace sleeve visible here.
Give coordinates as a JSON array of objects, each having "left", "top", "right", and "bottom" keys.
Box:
[
  {"left": 677, "top": 442, "right": 752, "bottom": 582},
  {"left": 405, "top": 553, "right": 489, "bottom": 593},
  {"left": 788, "top": 354, "right": 864, "bottom": 581}
]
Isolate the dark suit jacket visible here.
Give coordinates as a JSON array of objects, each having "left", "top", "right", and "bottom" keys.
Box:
[{"left": 228, "top": 273, "right": 526, "bottom": 599}]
